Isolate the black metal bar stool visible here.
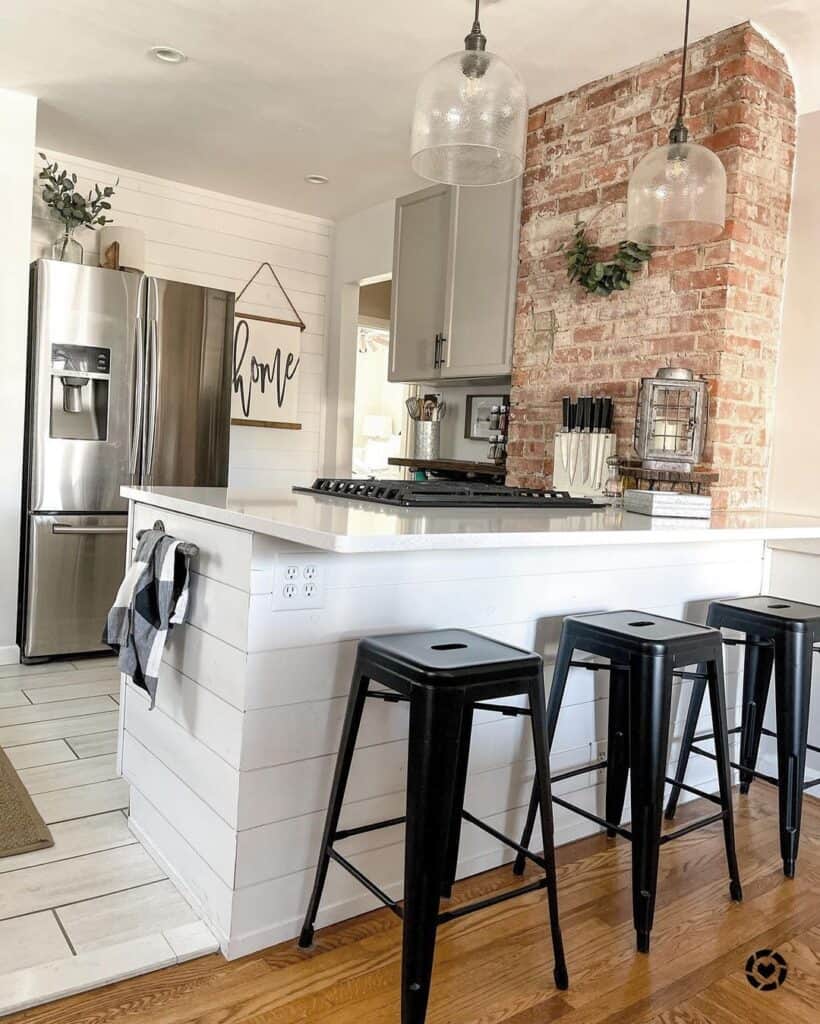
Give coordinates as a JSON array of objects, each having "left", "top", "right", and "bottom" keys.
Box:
[
  {"left": 298, "top": 629, "right": 568, "bottom": 1024},
  {"left": 666, "top": 595, "right": 820, "bottom": 877},
  {"left": 513, "top": 611, "right": 742, "bottom": 953}
]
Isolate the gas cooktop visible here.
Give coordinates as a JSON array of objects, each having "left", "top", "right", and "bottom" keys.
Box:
[{"left": 294, "top": 478, "right": 603, "bottom": 509}]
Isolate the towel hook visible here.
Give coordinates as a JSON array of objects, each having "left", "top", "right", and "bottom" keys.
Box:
[{"left": 135, "top": 519, "right": 199, "bottom": 559}]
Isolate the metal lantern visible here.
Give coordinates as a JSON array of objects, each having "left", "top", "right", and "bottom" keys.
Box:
[{"left": 633, "top": 367, "right": 708, "bottom": 471}]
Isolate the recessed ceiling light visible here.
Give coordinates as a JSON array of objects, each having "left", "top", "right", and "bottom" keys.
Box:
[
  {"left": 149, "top": 45, "right": 187, "bottom": 65},
  {"left": 304, "top": 174, "right": 329, "bottom": 185}
]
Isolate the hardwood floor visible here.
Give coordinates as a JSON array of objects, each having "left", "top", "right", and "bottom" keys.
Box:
[{"left": 7, "top": 785, "right": 819, "bottom": 1023}]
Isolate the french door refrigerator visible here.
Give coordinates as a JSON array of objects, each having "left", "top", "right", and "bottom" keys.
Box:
[{"left": 19, "top": 260, "right": 234, "bottom": 661}]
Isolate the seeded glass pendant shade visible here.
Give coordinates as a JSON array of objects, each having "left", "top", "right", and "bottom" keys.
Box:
[
  {"left": 410, "top": 0, "right": 527, "bottom": 186},
  {"left": 627, "top": 0, "right": 726, "bottom": 246}
]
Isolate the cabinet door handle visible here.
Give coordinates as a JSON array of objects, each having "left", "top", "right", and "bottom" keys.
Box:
[{"left": 434, "top": 333, "right": 447, "bottom": 369}]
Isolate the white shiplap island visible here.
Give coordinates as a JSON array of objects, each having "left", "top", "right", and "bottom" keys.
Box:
[{"left": 118, "top": 485, "right": 820, "bottom": 958}]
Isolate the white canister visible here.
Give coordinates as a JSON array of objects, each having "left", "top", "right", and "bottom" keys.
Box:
[{"left": 98, "top": 226, "right": 146, "bottom": 272}]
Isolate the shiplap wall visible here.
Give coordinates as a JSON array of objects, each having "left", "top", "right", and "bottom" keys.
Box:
[{"left": 30, "top": 150, "right": 332, "bottom": 488}]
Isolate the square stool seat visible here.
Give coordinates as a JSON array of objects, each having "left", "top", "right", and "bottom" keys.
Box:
[
  {"left": 359, "top": 629, "right": 541, "bottom": 685},
  {"left": 709, "top": 596, "right": 820, "bottom": 633},
  {"left": 562, "top": 610, "right": 719, "bottom": 659}
]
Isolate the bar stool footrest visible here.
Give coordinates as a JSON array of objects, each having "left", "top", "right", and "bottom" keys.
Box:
[
  {"left": 688, "top": 745, "right": 780, "bottom": 787},
  {"left": 461, "top": 809, "right": 546, "bottom": 870},
  {"left": 327, "top": 848, "right": 403, "bottom": 918},
  {"left": 659, "top": 810, "right": 727, "bottom": 845},
  {"left": 551, "top": 794, "right": 633, "bottom": 840},
  {"left": 333, "top": 815, "right": 406, "bottom": 841},
  {"left": 663, "top": 776, "right": 723, "bottom": 806},
  {"left": 437, "top": 877, "right": 549, "bottom": 925}
]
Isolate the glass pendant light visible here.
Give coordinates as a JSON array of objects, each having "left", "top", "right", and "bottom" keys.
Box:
[
  {"left": 410, "top": 0, "right": 528, "bottom": 187},
  {"left": 627, "top": 0, "right": 726, "bottom": 246}
]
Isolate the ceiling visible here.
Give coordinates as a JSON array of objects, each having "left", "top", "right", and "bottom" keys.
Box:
[{"left": 2, "top": 1, "right": 818, "bottom": 220}]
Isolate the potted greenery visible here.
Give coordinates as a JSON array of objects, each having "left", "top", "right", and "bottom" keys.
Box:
[{"left": 38, "top": 154, "right": 117, "bottom": 264}]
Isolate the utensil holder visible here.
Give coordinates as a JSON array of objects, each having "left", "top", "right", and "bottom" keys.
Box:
[
  {"left": 552, "top": 432, "right": 616, "bottom": 496},
  {"left": 414, "top": 421, "right": 440, "bottom": 461}
]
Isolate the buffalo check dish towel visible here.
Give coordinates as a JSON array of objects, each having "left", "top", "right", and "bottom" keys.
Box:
[{"left": 104, "top": 526, "right": 193, "bottom": 708}]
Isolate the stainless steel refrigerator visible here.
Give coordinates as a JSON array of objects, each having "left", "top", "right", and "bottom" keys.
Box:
[{"left": 18, "top": 260, "right": 234, "bottom": 661}]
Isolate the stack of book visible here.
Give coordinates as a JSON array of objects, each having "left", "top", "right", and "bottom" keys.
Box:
[{"left": 623, "top": 489, "right": 712, "bottom": 519}]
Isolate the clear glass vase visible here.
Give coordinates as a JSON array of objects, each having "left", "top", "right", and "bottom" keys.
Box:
[{"left": 51, "top": 227, "right": 84, "bottom": 264}]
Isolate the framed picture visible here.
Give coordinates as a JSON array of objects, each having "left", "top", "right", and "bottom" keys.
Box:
[{"left": 464, "top": 394, "right": 509, "bottom": 441}]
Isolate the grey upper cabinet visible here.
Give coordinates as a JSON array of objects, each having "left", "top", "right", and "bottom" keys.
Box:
[
  {"left": 389, "top": 184, "right": 452, "bottom": 383},
  {"left": 388, "top": 179, "right": 521, "bottom": 384}
]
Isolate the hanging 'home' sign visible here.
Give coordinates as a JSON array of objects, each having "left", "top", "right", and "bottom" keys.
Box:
[{"left": 230, "top": 262, "right": 306, "bottom": 430}]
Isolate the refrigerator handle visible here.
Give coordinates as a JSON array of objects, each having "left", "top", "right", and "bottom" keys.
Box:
[
  {"left": 145, "top": 317, "right": 159, "bottom": 479},
  {"left": 52, "top": 524, "right": 127, "bottom": 535},
  {"left": 129, "top": 317, "right": 145, "bottom": 479}
]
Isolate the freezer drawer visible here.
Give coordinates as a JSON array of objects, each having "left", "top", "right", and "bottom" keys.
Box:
[{"left": 23, "top": 513, "right": 127, "bottom": 660}]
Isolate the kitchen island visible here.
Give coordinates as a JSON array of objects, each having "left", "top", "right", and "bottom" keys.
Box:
[{"left": 118, "top": 485, "right": 820, "bottom": 958}]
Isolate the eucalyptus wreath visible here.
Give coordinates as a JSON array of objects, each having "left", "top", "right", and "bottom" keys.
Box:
[
  {"left": 38, "top": 153, "right": 117, "bottom": 242},
  {"left": 566, "top": 219, "right": 652, "bottom": 296}
]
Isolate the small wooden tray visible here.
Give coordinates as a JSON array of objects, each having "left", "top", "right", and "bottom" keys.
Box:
[{"left": 617, "top": 459, "right": 719, "bottom": 494}]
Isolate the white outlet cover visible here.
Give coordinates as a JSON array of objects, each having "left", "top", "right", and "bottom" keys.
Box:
[{"left": 271, "top": 556, "right": 325, "bottom": 610}]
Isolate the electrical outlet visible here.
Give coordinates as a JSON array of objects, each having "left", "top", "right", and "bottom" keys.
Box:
[{"left": 272, "top": 556, "right": 325, "bottom": 610}]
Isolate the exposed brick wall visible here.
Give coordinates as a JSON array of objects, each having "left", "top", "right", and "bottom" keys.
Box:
[{"left": 506, "top": 23, "right": 796, "bottom": 509}]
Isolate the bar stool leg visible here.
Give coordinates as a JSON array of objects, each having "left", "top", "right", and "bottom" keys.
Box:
[
  {"left": 706, "top": 653, "right": 743, "bottom": 902},
  {"left": 402, "top": 687, "right": 464, "bottom": 1024},
  {"left": 605, "top": 665, "right": 631, "bottom": 837},
  {"left": 441, "top": 704, "right": 474, "bottom": 898},
  {"left": 514, "top": 636, "right": 573, "bottom": 875},
  {"left": 664, "top": 665, "right": 707, "bottom": 821},
  {"left": 299, "top": 671, "right": 369, "bottom": 948},
  {"left": 773, "top": 631, "right": 813, "bottom": 878},
  {"left": 528, "top": 671, "right": 569, "bottom": 991},
  {"left": 738, "top": 636, "right": 774, "bottom": 795},
  {"left": 629, "top": 653, "right": 674, "bottom": 953}
]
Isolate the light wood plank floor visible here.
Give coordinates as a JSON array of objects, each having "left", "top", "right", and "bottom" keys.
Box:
[
  {"left": 6, "top": 783, "right": 818, "bottom": 1023},
  {"left": 0, "top": 658, "right": 216, "bottom": 1014}
]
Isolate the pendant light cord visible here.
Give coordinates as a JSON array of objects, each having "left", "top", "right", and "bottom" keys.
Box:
[
  {"left": 677, "top": 0, "right": 691, "bottom": 122},
  {"left": 465, "top": 0, "right": 487, "bottom": 51},
  {"left": 670, "top": 0, "right": 691, "bottom": 143}
]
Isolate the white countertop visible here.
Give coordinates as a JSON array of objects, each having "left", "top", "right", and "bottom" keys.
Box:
[{"left": 121, "top": 485, "right": 820, "bottom": 554}]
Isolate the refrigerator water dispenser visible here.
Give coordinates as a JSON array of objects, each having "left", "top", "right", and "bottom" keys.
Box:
[{"left": 49, "top": 344, "right": 110, "bottom": 440}]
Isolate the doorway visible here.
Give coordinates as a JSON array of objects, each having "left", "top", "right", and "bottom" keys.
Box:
[{"left": 351, "top": 280, "right": 408, "bottom": 479}]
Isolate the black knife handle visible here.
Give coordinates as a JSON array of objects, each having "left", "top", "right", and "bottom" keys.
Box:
[
  {"left": 602, "top": 397, "right": 614, "bottom": 432},
  {"left": 562, "top": 396, "right": 571, "bottom": 431},
  {"left": 582, "top": 396, "right": 593, "bottom": 432}
]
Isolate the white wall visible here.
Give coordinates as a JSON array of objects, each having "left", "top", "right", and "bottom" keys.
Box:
[
  {"left": 769, "top": 111, "right": 820, "bottom": 515},
  {"left": 323, "top": 199, "right": 394, "bottom": 475},
  {"left": 0, "top": 90, "right": 37, "bottom": 664},
  {"left": 30, "top": 150, "right": 332, "bottom": 491},
  {"left": 436, "top": 383, "right": 511, "bottom": 463}
]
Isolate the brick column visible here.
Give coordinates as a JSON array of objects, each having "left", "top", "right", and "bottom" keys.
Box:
[{"left": 506, "top": 23, "right": 796, "bottom": 510}]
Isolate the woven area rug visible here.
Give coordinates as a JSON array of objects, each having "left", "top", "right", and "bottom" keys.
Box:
[{"left": 0, "top": 744, "right": 53, "bottom": 858}]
